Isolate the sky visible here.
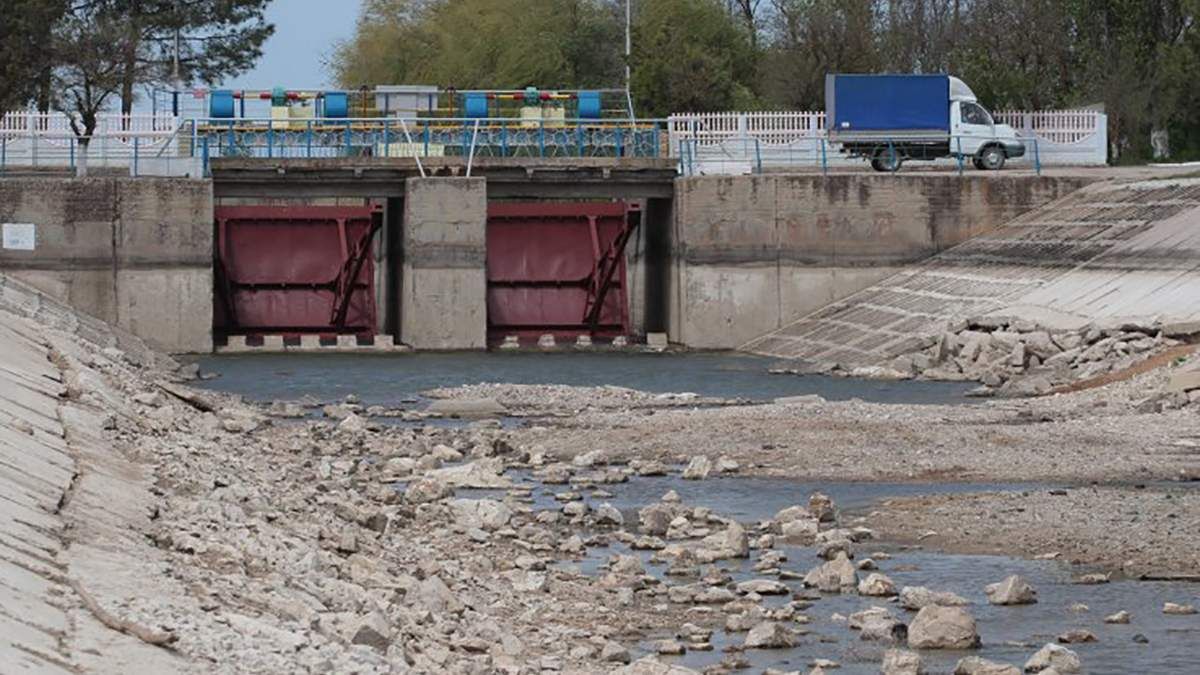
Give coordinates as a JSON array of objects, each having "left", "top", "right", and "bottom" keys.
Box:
[{"left": 222, "top": 0, "right": 364, "bottom": 91}]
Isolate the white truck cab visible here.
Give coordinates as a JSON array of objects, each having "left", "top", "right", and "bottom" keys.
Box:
[{"left": 948, "top": 77, "right": 1025, "bottom": 169}]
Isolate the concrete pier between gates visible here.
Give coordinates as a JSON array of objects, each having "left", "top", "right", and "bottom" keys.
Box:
[{"left": 400, "top": 177, "right": 488, "bottom": 349}]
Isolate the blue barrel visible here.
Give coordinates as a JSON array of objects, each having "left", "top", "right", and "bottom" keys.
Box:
[
  {"left": 323, "top": 91, "right": 349, "bottom": 118},
  {"left": 577, "top": 90, "right": 602, "bottom": 119},
  {"left": 209, "top": 90, "right": 235, "bottom": 118},
  {"left": 464, "top": 92, "right": 489, "bottom": 119}
]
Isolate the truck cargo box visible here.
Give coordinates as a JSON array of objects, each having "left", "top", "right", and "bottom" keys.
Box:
[{"left": 826, "top": 74, "right": 950, "bottom": 138}]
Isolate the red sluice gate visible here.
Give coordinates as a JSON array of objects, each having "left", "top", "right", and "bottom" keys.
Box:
[
  {"left": 486, "top": 201, "right": 640, "bottom": 343},
  {"left": 214, "top": 205, "right": 380, "bottom": 339}
]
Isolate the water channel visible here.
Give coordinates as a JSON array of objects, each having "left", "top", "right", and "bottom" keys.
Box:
[{"left": 193, "top": 352, "right": 1198, "bottom": 673}]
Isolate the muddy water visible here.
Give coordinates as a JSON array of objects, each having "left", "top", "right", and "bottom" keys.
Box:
[
  {"left": 192, "top": 352, "right": 977, "bottom": 406},
  {"left": 461, "top": 474, "right": 1200, "bottom": 674}
]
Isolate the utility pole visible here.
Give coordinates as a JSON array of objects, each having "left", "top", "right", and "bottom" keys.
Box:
[
  {"left": 625, "top": 0, "right": 635, "bottom": 120},
  {"left": 172, "top": 2, "right": 182, "bottom": 116}
]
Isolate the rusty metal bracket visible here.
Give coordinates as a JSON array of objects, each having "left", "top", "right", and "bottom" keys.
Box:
[
  {"left": 583, "top": 204, "right": 640, "bottom": 331},
  {"left": 330, "top": 208, "right": 382, "bottom": 328}
]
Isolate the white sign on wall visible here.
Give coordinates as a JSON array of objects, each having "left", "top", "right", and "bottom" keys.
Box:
[{"left": 2, "top": 223, "right": 36, "bottom": 251}]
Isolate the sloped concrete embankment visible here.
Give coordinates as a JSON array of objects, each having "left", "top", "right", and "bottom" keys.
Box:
[
  {"left": 0, "top": 275, "right": 187, "bottom": 671},
  {"left": 743, "top": 178, "right": 1200, "bottom": 381}
]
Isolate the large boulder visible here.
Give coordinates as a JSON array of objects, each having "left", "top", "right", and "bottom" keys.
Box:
[
  {"left": 638, "top": 503, "right": 676, "bottom": 536},
  {"left": 425, "top": 458, "right": 511, "bottom": 488},
  {"left": 985, "top": 575, "right": 1037, "bottom": 605},
  {"left": 682, "top": 455, "right": 712, "bottom": 480},
  {"left": 1023, "top": 644, "right": 1081, "bottom": 673},
  {"left": 907, "top": 606, "right": 980, "bottom": 649},
  {"left": 404, "top": 477, "right": 452, "bottom": 504},
  {"left": 449, "top": 498, "right": 512, "bottom": 531},
  {"left": 858, "top": 572, "right": 898, "bottom": 597}
]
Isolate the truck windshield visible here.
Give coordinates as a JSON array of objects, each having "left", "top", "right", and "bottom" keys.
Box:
[{"left": 961, "top": 102, "right": 993, "bottom": 126}]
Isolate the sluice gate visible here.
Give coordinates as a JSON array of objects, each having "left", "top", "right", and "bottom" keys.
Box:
[{"left": 213, "top": 205, "right": 381, "bottom": 340}]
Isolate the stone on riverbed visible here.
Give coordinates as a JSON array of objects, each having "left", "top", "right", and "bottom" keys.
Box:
[
  {"left": 907, "top": 605, "right": 980, "bottom": 649},
  {"left": 1023, "top": 643, "right": 1081, "bottom": 673},
  {"left": 425, "top": 458, "right": 511, "bottom": 488},
  {"left": 858, "top": 572, "right": 898, "bottom": 597},
  {"left": 1163, "top": 602, "right": 1197, "bottom": 615},
  {"left": 612, "top": 657, "right": 700, "bottom": 674},
  {"left": 743, "top": 621, "right": 797, "bottom": 649},
  {"left": 425, "top": 397, "right": 507, "bottom": 416},
  {"left": 803, "top": 552, "right": 857, "bottom": 592},
  {"left": 682, "top": 455, "right": 712, "bottom": 480},
  {"left": 1103, "top": 610, "right": 1131, "bottom": 624},
  {"left": 736, "top": 579, "right": 789, "bottom": 595},
  {"left": 404, "top": 477, "right": 452, "bottom": 504},
  {"left": 985, "top": 575, "right": 1037, "bottom": 605},
  {"left": 954, "top": 656, "right": 1020, "bottom": 675},
  {"left": 809, "top": 492, "right": 836, "bottom": 522},
  {"left": 1056, "top": 629, "right": 1096, "bottom": 644},
  {"left": 899, "top": 586, "right": 969, "bottom": 610},
  {"left": 881, "top": 649, "right": 924, "bottom": 675}
]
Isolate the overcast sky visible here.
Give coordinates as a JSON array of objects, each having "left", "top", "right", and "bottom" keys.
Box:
[{"left": 222, "top": 0, "right": 364, "bottom": 91}]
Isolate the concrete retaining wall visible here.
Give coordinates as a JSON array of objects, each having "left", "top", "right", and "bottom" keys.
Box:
[
  {"left": 670, "top": 174, "right": 1093, "bottom": 349},
  {"left": 400, "top": 177, "right": 487, "bottom": 349},
  {"left": 0, "top": 178, "right": 213, "bottom": 353}
]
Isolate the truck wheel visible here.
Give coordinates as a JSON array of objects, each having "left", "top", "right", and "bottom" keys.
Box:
[
  {"left": 978, "top": 145, "right": 1006, "bottom": 170},
  {"left": 871, "top": 149, "right": 903, "bottom": 172},
  {"left": 972, "top": 157, "right": 986, "bottom": 170}
]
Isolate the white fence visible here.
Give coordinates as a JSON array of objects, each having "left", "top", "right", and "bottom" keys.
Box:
[
  {"left": 668, "top": 109, "right": 1108, "bottom": 174},
  {"left": 0, "top": 112, "right": 183, "bottom": 172}
]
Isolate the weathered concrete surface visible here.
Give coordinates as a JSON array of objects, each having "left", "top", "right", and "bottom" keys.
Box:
[
  {"left": 0, "top": 178, "right": 213, "bottom": 353},
  {"left": 744, "top": 177, "right": 1200, "bottom": 365},
  {"left": 671, "top": 174, "right": 1091, "bottom": 349},
  {"left": 0, "top": 276, "right": 186, "bottom": 672},
  {"left": 401, "top": 177, "right": 487, "bottom": 349}
]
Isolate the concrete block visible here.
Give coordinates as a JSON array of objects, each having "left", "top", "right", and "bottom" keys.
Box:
[
  {"left": 336, "top": 335, "right": 357, "bottom": 350},
  {"left": 262, "top": 335, "right": 284, "bottom": 351},
  {"left": 537, "top": 334, "right": 556, "bottom": 349},
  {"left": 1162, "top": 321, "right": 1200, "bottom": 338},
  {"left": 575, "top": 335, "right": 593, "bottom": 348},
  {"left": 499, "top": 335, "right": 520, "bottom": 350},
  {"left": 225, "top": 335, "right": 249, "bottom": 352},
  {"left": 646, "top": 332, "right": 669, "bottom": 349},
  {"left": 299, "top": 335, "right": 321, "bottom": 350},
  {"left": 612, "top": 336, "right": 628, "bottom": 347},
  {"left": 373, "top": 334, "right": 394, "bottom": 350}
]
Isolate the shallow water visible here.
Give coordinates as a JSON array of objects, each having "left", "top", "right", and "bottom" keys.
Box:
[
  {"left": 459, "top": 474, "right": 1200, "bottom": 675},
  {"left": 192, "top": 352, "right": 976, "bottom": 406}
]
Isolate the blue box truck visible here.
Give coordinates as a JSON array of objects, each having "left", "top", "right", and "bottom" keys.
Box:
[{"left": 825, "top": 74, "right": 1025, "bottom": 172}]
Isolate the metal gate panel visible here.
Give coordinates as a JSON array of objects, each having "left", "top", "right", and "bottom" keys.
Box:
[
  {"left": 486, "top": 201, "right": 638, "bottom": 341},
  {"left": 214, "top": 205, "right": 379, "bottom": 337}
]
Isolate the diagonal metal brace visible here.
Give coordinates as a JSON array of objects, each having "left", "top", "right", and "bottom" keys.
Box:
[
  {"left": 330, "top": 208, "right": 383, "bottom": 328},
  {"left": 583, "top": 204, "right": 641, "bottom": 331}
]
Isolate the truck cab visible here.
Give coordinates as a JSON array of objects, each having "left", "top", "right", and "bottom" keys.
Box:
[{"left": 948, "top": 78, "right": 1025, "bottom": 170}]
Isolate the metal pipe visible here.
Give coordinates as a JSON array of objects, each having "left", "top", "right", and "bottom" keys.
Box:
[{"left": 466, "top": 119, "right": 480, "bottom": 176}]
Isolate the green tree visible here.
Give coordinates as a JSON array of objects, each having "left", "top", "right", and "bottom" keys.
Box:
[
  {"left": 331, "top": 0, "right": 623, "bottom": 90},
  {"left": 631, "top": 0, "right": 757, "bottom": 116},
  {"left": 0, "top": 0, "right": 67, "bottom": 111}
]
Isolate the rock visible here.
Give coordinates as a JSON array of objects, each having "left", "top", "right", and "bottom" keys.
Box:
[
  {"left": 1103, "top": 610, "right": 1131, "bottom": 624},
  {"left": 954, "top": 656, "right": 1020, "bottom": 675},
  {"left": 715, "top": 456, "right": 740, "bottom": 473},
  {"left": 425, "top": 397, "right": 508, "bottom": 417},
  {"left": 985, "top": 575, "right": 1037, "bottom": 605},
  {"left": 601, "top": 641, "right": 632, "bottom": 664},
  {"left": 803, "top": 552, "right": 857, "bottom": 593},
  {"left": 611, "top": 657, "right": 700, "bottom": 674},
  {"left": 743, "top": 621, "right": 797, "bottom": 649},
  {"left": 853, "top": 607, "right": 905, "bottom": 643},
  {"left": 858, "top": 573, "right": 898, "bottom": 597},
  {"left": 1071, "top": 572, "right": 1109, "bottom": 585},
  {"left": 639, "top": 503, "right": 675, "bottom": 535},
  {"left": 1163, "top": 602, "right": 1197, "bottom": 615},
  {"left": 809, "top": 492, "right": 836, "bottom": 522},
  {"left": 701, "top": 521, "right": 749, "bottom": 559},
  {"left": 347, "top": 611, "right": 392, "bottom": 652},
  {"left": 337, "top": 412, "right": 367, "bottom": 432},
  {"left": 595, "top": 502, "right": 625, "bottom": 527},
  {"left": 736, "top": 579, "right": 789, "bottom": 595},
  {"left": 654, "top": 640, "right": 686, "bottom": 655},
  {"left": 425, "top": 458, "right": 511, "bottom": 488},
  {"left": 907, "top": 606, "right": 980, "bottom": 649},
  {"left": 1056, "top": 629, "right": 1096, "bottom": 644},
  {"left": 415, "top": 575, "right": 464, "bottom": 614},
  {"left": 573, "top": 449, "right": 607, "bottom": 467},
  {"left": 404, "top": 477, "right": 452, "bottom": 504},
  {"left": 810, "top": 658, "right": 840, "bottom": 670},
  {"left": 682, "top": 456, "right": 712, "bottom": 480},
  {"left": 780, "top": 518, "right": 819, "bottom": 544},
  {"left": 450, "top": 498, "right": 512, "bottom": 531},
  {"left": 1023, "top": 643, "right": 1081, "bottom": 673},
  {"left": 899, "top": 586, "right": 969, "bottom": 610},
  {"left": 322, "top": 403, "right": 354, "bottom": 419},
  {"left": 881, "top": 649, "right": 923, "bottom": 675}
]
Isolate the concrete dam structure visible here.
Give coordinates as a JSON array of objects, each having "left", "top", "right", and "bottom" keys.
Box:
[
  {"left": 743, "top": 176, "right": 1200, "bottom": 367},
  {"left": 0, "top": 158, "right": 1119, "bottom": 355}
]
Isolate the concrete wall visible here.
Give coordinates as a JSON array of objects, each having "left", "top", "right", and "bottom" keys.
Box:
[
  {"left": 671, "top": 174, "right": 1092, "bottom": 349},
  {"left": 400, "top": 178, "right": 487, "bottom": 349},
  {"left": 0, "top": 178, "right": 213, "bottom": 353}
]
